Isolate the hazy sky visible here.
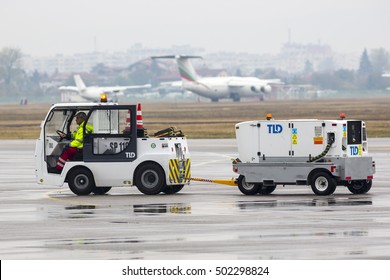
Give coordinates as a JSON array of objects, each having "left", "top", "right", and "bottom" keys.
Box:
[{"left": 0, "top": 0, "right": 388, "bottom": 57}]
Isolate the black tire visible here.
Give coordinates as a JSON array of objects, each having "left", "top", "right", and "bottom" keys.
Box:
[
  {"left": 347, "top": 180, "right": 372, "bottom": 194},
  {"left": 68, "top": 168, "right": 95, "bottom": 196},
  {"left": 310, "top": 172, "right": 336, "bottom": 196},
  {"left": 231, "top": 94, "right": 241, "bottom": 102},
  {"left": 237, "top": 175, "right": 260, "bottom": 195},
  {"left": 259, "top": 185, "right": 276, "bottom": 195},
  {"left": 162, "top": 185, "right": 184, "bottom": 194},
  {"left": 92, "top": 186, "right": 112, "bottom": 195},
  {"left": 135, "top": 163, "right": 165, "bottom": 195}
]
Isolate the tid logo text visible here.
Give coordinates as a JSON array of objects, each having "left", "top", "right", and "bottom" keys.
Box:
[
  {"left": 349, "top": 146, "right": 361, "bottom": 156},
  {"left": 267, "top": 124, "right": 283, "bottom": 134}
]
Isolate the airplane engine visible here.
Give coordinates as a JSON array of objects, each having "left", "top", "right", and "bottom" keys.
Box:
[
  {"left": 260, "top": 85, "right": 272, "bottom": 93},
  {"left": 250, "top": 86, "right": 260, "bottom": 92},
  {"left": 250, "top": 85, "right": 272, "bottom": 94}
]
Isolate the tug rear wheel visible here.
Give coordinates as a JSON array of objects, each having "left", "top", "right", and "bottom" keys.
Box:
[
  {"left": 310, "top": 172, "right": 336, "bottom": 196},
  {"left": 258, "top": 185, "right": 276, "bottom": 195},
  {"left": 347, "top": 180, "right": 372, "bottom": 194},
  {"left": 135, "top": 163, "right": 165, "bottom": 195},
  {"left": 238, "top": 175, "right": 260, "bottom": 195}
]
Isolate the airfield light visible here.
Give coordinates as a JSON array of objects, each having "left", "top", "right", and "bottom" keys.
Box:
[{"left": 100, "top": 93, "right": 108, "bottom": 103}]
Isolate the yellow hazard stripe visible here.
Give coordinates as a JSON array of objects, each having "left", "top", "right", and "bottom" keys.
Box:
[
  {"left": 169, "top": 158, "right": 191, "bottom": 184},
  {"left": 169, "top": 159, "right": 180, "bottom": 183},
  {"left": 185, "top": 158, "right": 191, "bottom": 183}
]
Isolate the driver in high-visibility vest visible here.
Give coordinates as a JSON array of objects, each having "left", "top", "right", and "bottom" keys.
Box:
[{"left": 52, "top": 112, "right": 93, "bottom": 173}]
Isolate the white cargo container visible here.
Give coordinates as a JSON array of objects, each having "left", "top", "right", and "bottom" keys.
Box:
[{"left": 233, "top": 116, "right": 375, "bottom": 195}]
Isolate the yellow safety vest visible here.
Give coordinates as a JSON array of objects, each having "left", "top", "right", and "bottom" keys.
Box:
[{"left": 70, "top": 121, "right": 94, "bottom": 149}]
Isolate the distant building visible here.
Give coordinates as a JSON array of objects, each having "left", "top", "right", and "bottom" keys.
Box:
[
  {"left": 23, "top": 44, "right": 204, "bottom": 74},
  {"left": 22, "top": 42, "right": 359, "bottom": 77},
  {"left": 276, "top": 42, "right": 359, "bottom": 73},
  {"left": 278, "top": 42, "right": 332, "bottom": 73}
]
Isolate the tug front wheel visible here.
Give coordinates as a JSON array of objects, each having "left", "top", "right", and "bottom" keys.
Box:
[
  {"left": 68, "top": 167, "right": 95, "bottom": 196},
  {"left": 237, "top": 175, "right": 260, "bottom": 195}
]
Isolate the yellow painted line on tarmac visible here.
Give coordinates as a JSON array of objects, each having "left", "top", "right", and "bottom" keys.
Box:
[{"left": 44, "top": 190, "right": 96, "bottom": 206}]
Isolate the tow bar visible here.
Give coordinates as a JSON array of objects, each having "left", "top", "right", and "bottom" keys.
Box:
[{"left": 190, "top": 177, "right": 237, "bottom": 186}]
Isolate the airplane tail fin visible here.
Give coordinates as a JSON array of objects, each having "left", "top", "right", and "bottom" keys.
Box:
[
  {"left": 74, "top": 74, "right": 87, "bottom": 91},
  {"left": 151, "top": 55, "right": 201, "bottom": 82}
]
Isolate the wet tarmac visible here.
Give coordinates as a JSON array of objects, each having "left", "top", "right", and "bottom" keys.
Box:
[{"left": 1, "top": 139, "right": 390, "bottom": 259}]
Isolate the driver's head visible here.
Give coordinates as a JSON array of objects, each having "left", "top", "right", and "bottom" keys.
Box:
[{"left": 75, "top": 112, "right": 87, "bottom": 125}]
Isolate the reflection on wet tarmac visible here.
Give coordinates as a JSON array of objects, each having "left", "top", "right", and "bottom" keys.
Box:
[
  {"left": 48, "top": 237, "right": 143, "bottom": 246},
  {"left": 65, "top": 205, "right": 96, "bottom": 210},
  {"left": 239, "top": 230, "right": 368, "bottom": 240},
  {"left": 133, "top": 203, "right": 192, "bottom": 215},
  {"left": 63, "top": 205, "right": 96, "bottom": 219},
  {"left": 237, "top": 197, "right": 372, "bottom": 211}
]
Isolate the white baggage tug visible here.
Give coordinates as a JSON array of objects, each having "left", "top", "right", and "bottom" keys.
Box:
[
  {"left": 233, "top": 114, "right": 375, "bottom": 195},
  {"left": 35, "top": 98, "right": 190, "bottom": 195}
]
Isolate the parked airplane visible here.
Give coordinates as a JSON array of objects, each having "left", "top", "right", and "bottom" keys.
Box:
[
  {"left": 58, "top": 74, "right": 151, "bottom": 102},
  {"left": 151, "top": 55, "right": 282, "bottom": 102}
]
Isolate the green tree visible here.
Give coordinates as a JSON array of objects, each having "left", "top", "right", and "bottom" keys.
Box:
[
  {"left": 357, "top": 48, "right": 373, "bottom": 89},
  {"left": 334, "top": 69, "right": 356, "bottom": 90},
  {"left": 303, "top": 60, "right": 314, "bottom": 75},
  {"left": 370, "top": 48, "right": 390, "bottom": 89},
  {"left": 91, "top": 63, "right": 110, "bottom": 76},
  {"left": 128, "top": 68, "right": 150, "bottom": 85},
  {"left": 317, "top": 57, "right": 335, "bottom": 73},
  {"left": 312, "top": 72, "right": 336, "bottom": 89},
  {"left": 370, "top": 48, "right": 389, "bottom": 73},
  {"left": 358, "top": 48, "right": 371, "bottom": 74},
  {"left": 0, "top": 47, "right": 23, "bottom": 96}
]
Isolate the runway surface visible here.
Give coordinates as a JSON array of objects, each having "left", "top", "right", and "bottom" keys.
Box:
[{"left": 1, "top": 139, "right": 390, "bottom": 259}]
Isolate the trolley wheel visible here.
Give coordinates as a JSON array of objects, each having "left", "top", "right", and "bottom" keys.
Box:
[
  {"left": 92, "top": 186, "right": 112, "bottom": 195},
  {"left": 135, "top": 163, "right": 165, "bottom": 195},
  {"left": 347, "top": 180, "right": 372, "bottom": 194},
  {"left": 310, "top": 172, "right": 336, "bottom": 196},
  {"left": 68, "top": 167, "right": 95, "bottom": 196},
  {"left": 237, "top": 175, "right": 260, "bottom": 195},
  {"left": 162, "top": 185, "right": 184, "bottom": 194},
  {"left": 259, "top": 185, "right": 276, "bottom": 195}
]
